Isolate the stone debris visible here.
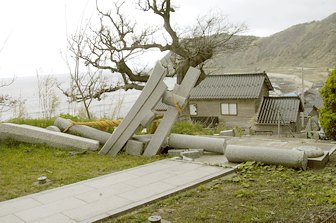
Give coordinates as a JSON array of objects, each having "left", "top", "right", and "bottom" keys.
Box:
[
  {"left": 54, "top": 117, "right": 111, "bottom": 144},
  {"left": 0, "top": 123, "right": 100, "bottom": 151},
  {"left": 99, "top": 62, "right": 168, "bottom": 156},
  {"left": 143, "top": 66, "right": 201, "bottom": 156},
  {"left": 168, "top": 134, "right": 226, "bottom": 154},
  {"left": 225, "top": 145, "right": 308, "bottom": 170},
  {"left": 167, "top": 149, "right": 186, "bottom": 157},
  {"left": 293, "top": 146, "right": 324, "bottom": 158},
  {"left": 306, "top": 151, "right": 329, "bottom": 169},
  {"left": 181, "top": 150, "right": 202, "bottom": 159},
  {"left": 168, "top": 149, "right": 204, "bottom": 158},
  {"left": 46, "top": 126, "right": 61, "bottom": 132},
  {"left": 219, "top": 129, "right": 235, "bottom": 137},
  {"left": 125, "top": 139, "right": 146, "bottom": 156}
]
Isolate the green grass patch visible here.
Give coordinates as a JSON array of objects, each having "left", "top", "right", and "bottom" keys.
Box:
[
  {"left": 6, "top": 118, "right": 56, "bottom": 128},
  {"left": 101, "top": 154, "right": 336, "bottom": 223},
  {"left": 171, "top": 121, "right": 227, "bottom": 135},
  {"left": 0, "top": 141, "right": 165, "bottom": 202}
]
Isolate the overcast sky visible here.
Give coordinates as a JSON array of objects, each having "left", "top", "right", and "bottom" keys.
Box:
[{"left": 0, "top": 0, "right": 335, "bottom": 77}]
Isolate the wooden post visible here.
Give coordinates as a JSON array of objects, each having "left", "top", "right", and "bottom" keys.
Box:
[
  {"left": 301, "top": 67, "right": 305, "bottom": 128},
  {"left": 278, "top": 110, "right": 281, "bottom": 138}
]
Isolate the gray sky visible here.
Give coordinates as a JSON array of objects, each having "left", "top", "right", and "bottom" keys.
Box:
[{"left": 0, "top": 0, "right": 335, "bottom": 77}]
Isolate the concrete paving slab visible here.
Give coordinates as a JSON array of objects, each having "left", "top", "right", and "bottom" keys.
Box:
[
  {"left": 0, "top": 197, "right": 42, "bottom": 217},
  {"left": 82, "top": 172, "right": 136, "bottom": 189},
  {"left": 0, "top": 214, "right": 25, "bottom": 223},
  {"left": 0, "top": 159, "right": 234, "bottom": 223},
  {"left": 62, "top": 195, "right": 133, "bottom": 222},
  {"left": 30, "top": 184, "right": 94, "bottom": 204},
  {"left": 16, "top": 197, "right": 86, "bottom": 222},
  {"left": 123, "top": 171, "right": 178, "bottom": 188},
  {"left": 74, "top": 183, "right": 135, "bottom": 203},
  {"left": 32, "top": 213, "right": 76, "bottom": 223}
]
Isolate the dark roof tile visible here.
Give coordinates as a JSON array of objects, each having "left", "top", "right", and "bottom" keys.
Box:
[
  {"left": 190, "top": 72, "right": 273, "bottom": 100},
  {"left": 257, "top": 96, "right": 304, "bottom": 124}
]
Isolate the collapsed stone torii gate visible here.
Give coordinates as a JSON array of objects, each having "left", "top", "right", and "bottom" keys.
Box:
[{"left": 99, "top": 62, "right": 201, "bottom": 156}]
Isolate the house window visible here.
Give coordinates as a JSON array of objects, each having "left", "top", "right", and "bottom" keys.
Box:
[
  {"left": 221, "top": 103, "right": 237, "bottom": 115},
  {"left": 189, "top": 104, "right": 197, "bottom": 116}
]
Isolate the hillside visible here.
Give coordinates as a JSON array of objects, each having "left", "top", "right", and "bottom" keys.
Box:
[{"left": 206, "top": 12, "right": 336, "bottom": 78}]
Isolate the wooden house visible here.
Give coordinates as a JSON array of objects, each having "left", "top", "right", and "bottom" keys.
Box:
[
  {"left": 187, "top": 72, "right": 273, "bottom": 128},
  {"left": 254, "top": 96, "right": 304, "bottom": 135}
]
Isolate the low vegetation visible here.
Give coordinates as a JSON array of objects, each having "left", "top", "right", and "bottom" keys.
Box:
[
  {"left": 102, "top": 155, "right": 336, "bottom": 223},
  {"left": 171, "top": 121, "right": 227, "bottom": 135},
  {"left": 0, "top": 141, "right": 164, "bottom": 202}
]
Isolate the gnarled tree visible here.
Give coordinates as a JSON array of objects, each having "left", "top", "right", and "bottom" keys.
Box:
[
  {"left": 0, "top": 37, "right": 17, "bottom": 115},
  {"left": 70, "top": 0, "right": 246, "bottom": 100}
]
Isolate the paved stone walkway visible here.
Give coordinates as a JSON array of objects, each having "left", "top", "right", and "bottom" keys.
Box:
[{"left": 0, "top": 159, "right": 235, "bottom": 223}]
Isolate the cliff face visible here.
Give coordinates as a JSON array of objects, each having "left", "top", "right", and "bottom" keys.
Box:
[{"left": 207, "top": 12, "right": 336, "bottom": 73}]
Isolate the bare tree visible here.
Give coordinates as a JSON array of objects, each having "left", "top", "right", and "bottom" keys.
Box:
[
  {"left": 69, "top": 0, "right": 246, "bottom": 100},
  {"left": 59, "top": 27, "right": 109, "bottom": 120},
  {"left": 0, "top": 37, "right": 17, "bottom": 116},
  {"left": 37, "top": 73, "right": 60, "bottom": 119}
]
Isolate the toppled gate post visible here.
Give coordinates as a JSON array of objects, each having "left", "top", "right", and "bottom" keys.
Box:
[{"left": 99, "top": 62, "right": 201, "bottom": 156}]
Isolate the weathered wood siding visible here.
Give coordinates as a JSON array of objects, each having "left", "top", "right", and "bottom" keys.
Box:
[
  {"left": 254, "top": 112, "right": 302, "bottom": 135},
  {"left": 189, "top": 99, "right": 258, "bottom": 128}
]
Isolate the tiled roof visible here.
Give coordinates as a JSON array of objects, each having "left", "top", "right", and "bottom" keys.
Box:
[
  {"left": 190, "top": 72, "right": 273, "bottom": 100},
  {"left": 257, "top": 96, "right": 304, "bottom": 125}
]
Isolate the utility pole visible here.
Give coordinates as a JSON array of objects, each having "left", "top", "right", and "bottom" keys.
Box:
[
  {"left": 278, "top": 110, "right": 281, "bottom": 138},
  {"left": 301, "top": 67, "right": 305, "bottom": 128}
]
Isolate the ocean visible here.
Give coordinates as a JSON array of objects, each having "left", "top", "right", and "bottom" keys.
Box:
[{"left": 0, "top": 74, "right": 176, "bottom": 121}]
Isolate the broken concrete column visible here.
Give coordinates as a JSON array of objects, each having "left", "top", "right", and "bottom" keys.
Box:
[
  {"left": 46, "top": 126, "right": 61, "bottom": 132},
  {"left": 54, "top": 117, "right": 111, "bottom": 144},
  {"left": 225, "top": 145, "right": 308, "bottom": 170},
  {"left": 143, "top": 66, "right": 201, "bottom": 156},
  {"left": 168, "top": 134, "right": 226, "bottom": 154},
  {"left": 125, "top": 139, "right": 146, "bottom": 156},
  {"left": 0, "top": 123, "right": 100, "bottom": 150},
  {"left": 100, "top": 62, "right": 168, "bottom": 156},
  {"left": 162, "top": 91, "right": 186, "bottom": 108}
]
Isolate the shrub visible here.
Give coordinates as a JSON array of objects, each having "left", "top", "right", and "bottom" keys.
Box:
[{"left": 319, "top": 66, "right": 336, "bottom": 140}]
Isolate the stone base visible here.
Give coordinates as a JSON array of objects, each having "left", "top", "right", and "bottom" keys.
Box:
[{"left": 307, "top": 152, "right": 329, "bottom": 169}]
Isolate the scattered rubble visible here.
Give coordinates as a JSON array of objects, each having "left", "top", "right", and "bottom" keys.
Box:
[
  {"left": 225, "top": 145, "right": 308, "bottom": 170},
  {"left": 0, "top": 62, "right": 334, "bottom": 171},
  {"left": 54, "top": 117, "right": 110, "bottom": 144}
]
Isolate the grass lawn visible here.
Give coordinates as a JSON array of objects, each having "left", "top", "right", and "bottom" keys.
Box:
[
  {"left": 0, "top": 141, "right": 165, "bottom": 202},
  {"left": 101, "top": 153, "right": 336, "bottom": 223}
]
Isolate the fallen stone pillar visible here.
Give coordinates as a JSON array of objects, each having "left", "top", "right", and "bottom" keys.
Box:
[
  {"left": 125, "top": 139, "right": 146, "bottom": 156},
  {"left": 46, "top": 125, "right": 61, "bottom": 132},
  {"left": 0, "top": 123, "right": 100, "bottom": 150},
  {"left": 225, "top": 145, "right": 308, "bottom": 170},
  {"left": 54, "top": 117, "right": 111, "bottom": 144},
  {"left": 168, "top": 134, "right": 226, "bottom": 154}
]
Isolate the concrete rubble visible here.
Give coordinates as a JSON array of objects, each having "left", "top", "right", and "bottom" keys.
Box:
[
  {"left": 168, "top": 134, "right": 226, "bottom": 154},
  {"left": 0, "top": 62, "right": 333, "bottom": 171},
  {"left": 225, "top": 145, "right": 308, "bottom": 170},
  {"left": 54, "top": 117, "right": 111, "bottom": 144},
  {"left": 46, "top": 125, "right": 61, "bottom": 132},
  {"left": 0, "top": 123, "right": 100, "bottom": 150}
]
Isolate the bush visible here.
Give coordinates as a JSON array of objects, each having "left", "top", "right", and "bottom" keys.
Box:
[{"left": 319, "top": 66, "right": 336, "bottom": 140}]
